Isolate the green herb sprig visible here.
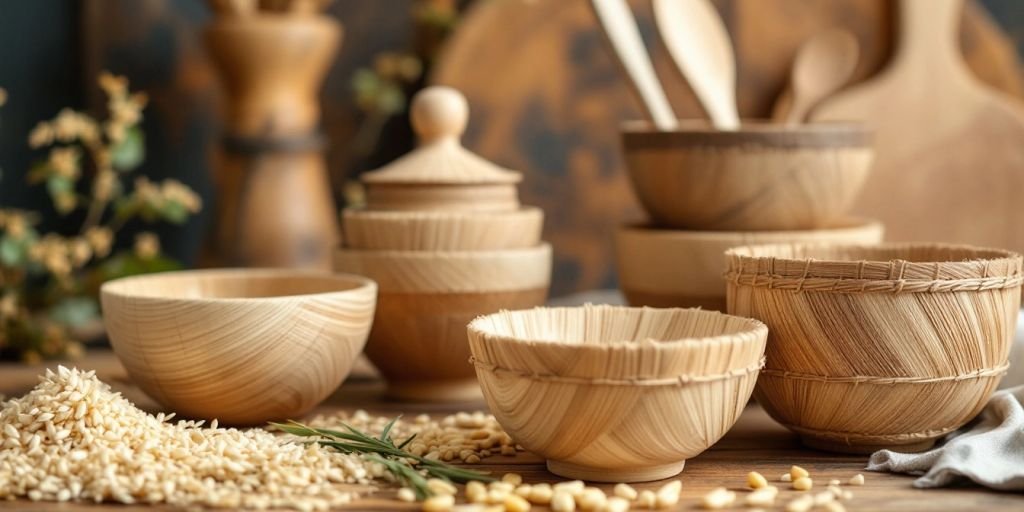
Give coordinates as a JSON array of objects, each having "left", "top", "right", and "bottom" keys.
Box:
[{"left": 271, "top": 418, "right": 495, "bottom": 500}]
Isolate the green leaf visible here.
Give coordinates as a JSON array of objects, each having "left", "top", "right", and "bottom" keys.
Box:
[
  {"left": 0, "top": 235, "right": 26, "bottom": 266},
  {"left": 49, "top": 297, "right": 99, "bottom": 328},
  {"left": 111, "top": 126, "right": 145, "bottom": 171},
  {"left": 160, "top": 201, "right": 189, "bottom": 224},
  {"left": 47, "top": 175, "right": 73, "bottom": 196}
]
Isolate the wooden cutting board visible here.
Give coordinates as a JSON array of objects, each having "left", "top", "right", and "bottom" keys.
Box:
[
  {"left": 432, "top": 0, "right": 1024, "bottom": 295},
  {"left": 812, "top": 0, "right": 1024, "bottom": 254}
]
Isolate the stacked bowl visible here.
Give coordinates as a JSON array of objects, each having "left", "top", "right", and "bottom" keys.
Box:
[
  {"left": 614, "top": 121, "right": 883, "bottom": 311},
  {"left": 335, "top": 86, "right": 552, "bottom": 402}
]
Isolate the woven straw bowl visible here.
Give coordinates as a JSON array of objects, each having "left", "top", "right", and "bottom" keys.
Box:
[
  {"left": 615, "top": 218, "right": 883, "bottom": 311},
  {"left": 622, "top": 121, "right": 872, "bottom": 231},
  {"left": 335, "top": 244, "right": 551, "bottom": 402},
  {"left": 725, "top": 243, "right": 1022, "bottom": 453},
  {"left": 342, "top": 207, "right": 543, "bottom": 251},
  {"left": 101, "top": 269, "right": 377, "bottom": 425},
  {"left": 467, "top": 305, "right": 767, "bottom": 482}
]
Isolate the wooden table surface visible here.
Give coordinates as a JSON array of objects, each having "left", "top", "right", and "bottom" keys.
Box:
[{"left": 0, "top": 351, "right": 1019, "bottom": 511}]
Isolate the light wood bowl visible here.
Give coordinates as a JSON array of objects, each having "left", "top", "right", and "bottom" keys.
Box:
[
  {"left": 726, "top": 243, "right": 1022, "bottom": 453},
  {"left": 101, "top": 269, "right": 377, "bottom": 425},
  {"left": 622, "top": 120, "right": 872, "bottom": 231},
  {"left": 615, "top": 218, "right": 884, "bottom": 311},
  {"left": 334, "top": 244, "right": 551, "bottom": 402},
  {"left": 342, "top": 207, "right": 543, "bottom": 251},
  {"left": 468, "top": 305, "right": 767, "bottom": 482}
]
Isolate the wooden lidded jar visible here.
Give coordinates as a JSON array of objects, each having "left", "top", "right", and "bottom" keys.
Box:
[{"left": 336, "top": 86, "right": 551, "bottom": 402}]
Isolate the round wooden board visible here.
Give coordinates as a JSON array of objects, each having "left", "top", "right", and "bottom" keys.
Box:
[{"left": 432, "top": 0, "right": 1024, "bottom": 296}]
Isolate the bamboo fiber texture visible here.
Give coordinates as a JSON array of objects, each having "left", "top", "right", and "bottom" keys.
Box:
[
  {"left": 101, "top": 269, "right": 377, "bottom": 425},
  {"left": 725, "top": 243, "right": 1022, "bottom": 453},
  {"left": 467, "top": 305, "right": 767, "bottom": 482}
]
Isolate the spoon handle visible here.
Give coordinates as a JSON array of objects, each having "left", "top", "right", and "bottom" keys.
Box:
[{"left": 590, "top": 0, "right": 679, "bottom": 131}]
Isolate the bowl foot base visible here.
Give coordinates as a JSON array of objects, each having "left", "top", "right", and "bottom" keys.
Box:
[
  {"left": 546, "top": 460, "right": 685, "bottom": 483},
  {"left": 801, "top": 436, "right": 937, "bottom": 455},
  {"left": 385, "top": 379, "right": 483, "bottom": 403}
]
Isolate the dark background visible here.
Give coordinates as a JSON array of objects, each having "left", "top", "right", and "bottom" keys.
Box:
[{"left": 1, "top": 0, "right": 1023, "bottom": 296}]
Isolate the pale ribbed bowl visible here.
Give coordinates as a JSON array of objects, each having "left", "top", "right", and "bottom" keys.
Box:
[
  {"left": 467, "top": 305, "right": 767, "bottom": 482},
  {"left": 726, "top": 243, "right": 1022, "bottom": 453},
  {"left": 101, "top": 269, "right": 377, "bottom": 425}
]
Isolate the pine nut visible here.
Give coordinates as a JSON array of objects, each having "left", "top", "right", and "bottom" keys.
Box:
[
  {"left": 502, "top": 473, "right": 523, "bottom": 486},
  {"left": 701, "top": 487, "right": 736, "bottom": 509},
  {"left": 655, "top": 480, "right": 682, "bottom": 509},
  {"left": 780, "top": 473, "right": 792, "bottom": 482},
  {"left": 553, "top": 480, "right": 585, "bottom": 498},
  {"left": 397, "top": 488, "right": 417, "bottom": 502},
  {"left": 636, "top": 490, "right": 657, "bottom": 509},
  {"left": 745, "top": 488, "right": 776, "bottom": 507},
  {"left": 828, "top": 479, "right": 841, "bottom": 486},
  {"left": 613, "top": 483, "right": 637, "bottom": 500},
  {"left": 428, "top": 478, "right": 458, "bottom": 496},
  {"left": 578, "top": 487, "right": 607, "bottom": 511},
  {"left": 747, "top": 471, "right": 768, "bottom": 489},
  {"left": 603, "top": 496, "right": 630, "bottom": 512},
  {"left": 551, "top": 491, "right": 576, "bottom": 512},
  {"left": 423, "top": 494, "right": 455, "bottom": 512},
  {"left": 785, "top": 495, "right": 814, "bottom": 512},
  {"left": 848, "top": 474, "right": 864, "bottom": 486},
  {"left": 825, "top": 502, "right": 847, "bottom": 512},
  {"left": 490, "top": 482, "right": 515, "bottom": 493},
  {"left": 790, "top": 466, "right": 809, "bottom": 480},
  {"left": 467, "top": 481, "right": 488, "bottom": 503},
  {"left": 487, "top": 489, "right": 509, "bottom": 504},
  {"left": 813, "top": 491, "right": 834, "bottom": 505},
  {"left": 504, "top": 494, "right": 531, "bottom": 512},
  {"left": 826, "top": 485, "right": 843, "bottom": 498},
  {"left": 514, "top": 484, "right": 532, "bottom": 498},
  {"left": 792, "top": 477, "right": 813, "bottom": 491},
  {"left": 528, "top": 483, "right": 553, "bottom": 505}
]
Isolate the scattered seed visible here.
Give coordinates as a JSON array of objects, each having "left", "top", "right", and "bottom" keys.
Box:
[
  {"left": 792, "top": 477, "right": 813, "bottom": 491},
  {"left": 603, "top": 496, "right": 630, "bottom": 512},
  {"left": 551, "top": 490, "right": 576, "bottom": 512},
  {"left": 578, "top": 487, "right": 607, "bottom": 511},
  {"left": 635, "top": 489, "right": 657, "bottom": 509},
  {"left": 655, "top": 480, "right": 682, "bottom": 509},
  {"left": 428, "top": 478, "right": 458, "bottom": 496},
  {"left": 828, "top": 479, "right": 841, "bottom": 486},
  {"left": 780, "top": 473, "right": 793, "bottom": 482},
  {"left": 505, "top": 494, "right": 531, "bottom": 512},
  {"left": 785, "top": 495, "right": 814, "bottom": 512},
  {"left": 747, "top": 471, "right": 768, "bottom": 489},
  {"left": 790, "top": 465, "right": 810, "bottom": 480},
  {"left": 701, "top": 487, "right": 736, "bottom": 509},
  {"left": 423, "top": 494, "right": 456, "bottom": 512},
  {"left": 745, "top": 488, "right": 776, "bottom": 507},
  {"left": 849, "top": 474, "right": 865, "bottom": 486},
  {"left": 528, "top": 483, "right": 553, "bottom": 505},
  {"left": 824, "top": 502, "right": 847, "bottom": 512},
  {"left": 397, "top": 488, "right": 416, "bottom": 502},
  {"left": 613, "top": 483, "right": 637, "bottom": 501}
]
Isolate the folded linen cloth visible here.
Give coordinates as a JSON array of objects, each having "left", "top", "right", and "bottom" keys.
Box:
[{"left": 866, "top": 385, "right": 1024, "bottom": 490}]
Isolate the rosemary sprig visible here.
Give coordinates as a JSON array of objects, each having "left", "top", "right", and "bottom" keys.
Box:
[{"left": 271, "top": 417, "right": 495, "bottom": 500}]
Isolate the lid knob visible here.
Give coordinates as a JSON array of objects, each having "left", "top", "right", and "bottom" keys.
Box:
[{"left": 411, "top": 86, "right": 469, "bottom": 144}]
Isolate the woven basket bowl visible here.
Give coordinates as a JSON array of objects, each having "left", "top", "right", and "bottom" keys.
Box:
[
  {"left": 725, "top": 243, "right": 1022, "bottom": 453},
  {"left": 335, "top": 244, "right": 551, "bottom": 402},
  {"left": 467, "top": 305, "right": 767, "bottom": 482},
  {"left": 101, "top": 269, "right": 377, "bottom": 425},
  {"left": 342, "top": 207, "right": 543, "bottom": 251},
  {"left": 622, "top": 121, "right": 872, "bottom": 231},
  {"left": 615, "top": 218, "right": 883, "bottom": 311}
]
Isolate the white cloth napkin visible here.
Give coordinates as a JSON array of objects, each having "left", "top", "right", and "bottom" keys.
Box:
[{"left": 866, "top": 385, "right": 1024, "bottom": 490}]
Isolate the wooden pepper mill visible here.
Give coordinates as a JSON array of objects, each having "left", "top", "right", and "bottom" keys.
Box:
[{"left": 204, "top": 13, "right": 341, "bottom": 269}]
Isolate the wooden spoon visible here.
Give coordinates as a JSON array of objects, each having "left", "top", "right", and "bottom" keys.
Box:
[
  {"left": 652, "top": 0, "right": 740, "bottom": 130},
  {"left": 773, "top": 29, "right": 860, "bottom": 124},
  {"left": 589, "top": 0, "right": 679, "bottom": 131}
]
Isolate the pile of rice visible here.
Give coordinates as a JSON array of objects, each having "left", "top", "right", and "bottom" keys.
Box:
[{"left": 0, "top": 366, "right": 380, "bottom": 510}]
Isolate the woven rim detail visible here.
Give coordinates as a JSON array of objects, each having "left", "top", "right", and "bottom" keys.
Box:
[
  {"left": 469, "top": 356, "right": 765, "bottom": 387},
  {"left": 759, "top": 362, "right": 1009, "bottom": 384},
  {"left": 724, "top": 273, "right": 1023, "bottom": 293}
]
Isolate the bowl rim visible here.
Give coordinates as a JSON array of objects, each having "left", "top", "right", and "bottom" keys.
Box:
[
  {"left": 334, "top": 242, "right": 552, "bottom": 260},
  {"left": 724, "top": 242, "right": 1023, "bottom": 281},
  {"left": 467, "top": 305, "right": 767, "bottom": 352},
  {"left": 620, "top": 119, "right": 871, "bottom": 148},
  {"left": 616, "top": 217, "right": 883, "bottom": 241},
  {"left": 343, "top": 205, "right": 543, "bottom": 220},
  {"left": 100, "top": 268, "right": 377, "bottom": 303}
]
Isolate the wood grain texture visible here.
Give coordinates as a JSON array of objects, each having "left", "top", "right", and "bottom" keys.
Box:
[
  {"left": 622, "top": 121, "right": 873, "bottom": 230},
  {"left": 467, "top": 306, "right": 767, "bottom": 482},
  {"left": 342, "top": 207, "right": 544, "bottom": 251},
  {"left": 725, "top": 244, "right": 1022, "bottom": 453},
  {"left": 615, "top": 218, "right": 884, "bottom": 312},
  {"left": 2, "top": 351, "right": 1024, "bottom": 510},
  {"left": 334, "top": 244, "right": 552, "bottom": 293},
  {"left": 432, "top": 0, "right": 1024, "bottom": 295},
  {"left": 812, "top": 0, "right": 1024, "bottom": 257},
  {"left": 100, "top": 269, "right": 377, "bottom": 425},
  {"left": 774, "top": 29, "right": 860, "bottom": 125}
]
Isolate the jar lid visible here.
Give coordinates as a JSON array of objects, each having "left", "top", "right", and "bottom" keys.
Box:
[{"left": 361, "top": 86, "right": 522, "bottom": 186}]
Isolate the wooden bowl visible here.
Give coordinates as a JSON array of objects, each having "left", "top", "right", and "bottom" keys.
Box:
[
  {"left": 468, "top": 305, "right": 767, "bottom": 482},
  {"left": 100, "top": 269, "right": 377, "bottom": 425},
  {"left": 615, "top": 218, "right": 884, "bottom": 311},
  {"left": 334, "top": 244, "right": 551, "bottom": 402},
  {"left": 342, "top": 207, "right": 543, "bottom": 251},
  {"left": 622, "top": 121, "right": 872, "bottom": 230},
  {"left": 726, "top": 243, "right": 1023, "bottom": 453}
]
